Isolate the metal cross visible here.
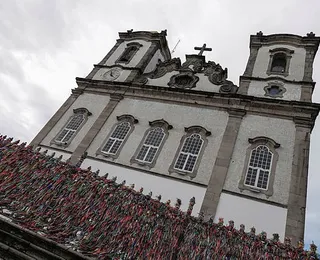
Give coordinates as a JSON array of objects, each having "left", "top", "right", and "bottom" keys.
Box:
[{"left": 194, "top": 43, "right": 212, "bottom": 56}]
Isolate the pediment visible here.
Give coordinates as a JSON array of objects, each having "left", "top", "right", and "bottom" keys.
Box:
[{"left": 134, "top": 55, "right": 238, "bottom": 94}]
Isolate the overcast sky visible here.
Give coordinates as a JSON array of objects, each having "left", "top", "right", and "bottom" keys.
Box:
[{"left": 0, "top": 0, "right": 319, "bottom": 246}]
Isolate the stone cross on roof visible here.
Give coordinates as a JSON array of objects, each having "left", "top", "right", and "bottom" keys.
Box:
[{"left": 194, "top": 43, "right": 212, "bottom": 56}]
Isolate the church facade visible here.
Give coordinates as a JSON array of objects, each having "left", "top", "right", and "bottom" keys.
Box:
[{"left": 30, "top": 30, "right": 320, "bottom": 243}]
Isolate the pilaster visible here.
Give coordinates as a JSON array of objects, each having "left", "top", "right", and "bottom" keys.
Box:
[
  {"left": 285, "top": 117, "right": 312, "bottom": 244},
  {"left": 200, "top": 109, "right": 246, "bottom": 218},
  {"left": 69, "top": 94, "right": 123, "bottom": 165}
]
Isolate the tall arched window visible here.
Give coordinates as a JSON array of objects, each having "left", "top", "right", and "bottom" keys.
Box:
[
  {"left": 271, "top": 53, "right": 287, "bottom": 73},
  {"left": 245, "top": 145, "right": 273, "bottom": 190},
  {"left": 98, "top": 115, "right": 138, "bottom": 158},
  {"left": 239, "top": 136, "right": 280, "bottom": 197},
  {"left": 52, "top": 108, "right": 91, "bottom": 147},
  {"left": 116, "top": 42, "right": 142, "bottom": 64},
  {"left": 169, "top": 126, "right": 211, "bottom": 178},
  {"left": 131, "top": 119, "right": 172, "bottom": 167},
  {"left": 102, "top": 122, "right": 131, "bottom": 155},
  {"left": 267, "top": 48, "right": 294, "bottom": 77},
  {"left": 174, "top": 133, "right": 203, "bottom": 173}
]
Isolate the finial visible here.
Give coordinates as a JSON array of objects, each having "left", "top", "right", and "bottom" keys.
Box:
[
  {"left": 75, "top": 152, "right": 87, "bottom": 168},
  {"left": 175, "top": 198, "right": 182, "bottom": 210},
  {"left": 284, "top": 237, "right": 291, "bottom": 246},
  {"left": 310, "top": 241, "right": 317, "bottom": 253},
  {"left": 240, "top": 224, "right": 245, "bottom": 233},
  {"left": 307, "top": 32, "right": 315, "bottom": 37},
  {"left": 187, "top": 197, "right": 195, "bottom": 216},
  {"left": 228, "top": 220, "right": 234, "bottom": 228},
  {"left": 198, "top": 212, "right": 204, "bottom": 221},
  {"left": 218, "top": 217, "right": 224, "bottom": 226},
  {"left": 272, "top": 233, "right": 279, "bottom": 242},
  {"left": 256, "top": 31, "right": 263, "bottom": 37},
  {"left": 127, "top": 29, "right": 133, "bottom": 33}
]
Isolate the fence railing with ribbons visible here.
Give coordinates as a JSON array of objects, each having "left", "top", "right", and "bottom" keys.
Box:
[{"left": 0, "top": 135, "right": 318, "bottom": 259}]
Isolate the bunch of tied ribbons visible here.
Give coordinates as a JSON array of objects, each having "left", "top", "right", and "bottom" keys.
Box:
[{"left": 0, "top": 135, "right": 318, "bottom": 260}]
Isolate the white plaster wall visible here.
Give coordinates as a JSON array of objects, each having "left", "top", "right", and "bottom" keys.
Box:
[
  {"left": 86, "top": 98, "right": 229, "bottom": 185},
  {"left": 92, "top": 67, "right": 131, "bottom": 82},
  {"left": 215, "top": 192, "right": 287, "bottom": 240},
  {"left": 146, "top": 71, "right": 221, "bottom": 93},
  {"left": 247, "top": 80, "right": 301, "bottom": 101},
  {"left": 81, "top": 158, "right": 206, "bottom": 215},
  {"left": 223, "top": 115, "right": 295, "bottom": 205},
  {"left": 144, "top": 49, "right": 162, "bottom": 74},
  {"left": 36, "top": 146, "right": 71, "bottom": 162},
  {"left": 252, "top": 44, "right": 306, "bottom": 81},
  {"left": 41, "top": 93, "right": 110, "bottom": 152},
  {"left": 105, "top": 40, "right": 151, "bottom": 67}
]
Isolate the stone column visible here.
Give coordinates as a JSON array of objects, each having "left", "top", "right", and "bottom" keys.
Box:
[
  {"left": 200, "top": 109, "right": 246, "bottom": 218},
  {"left": 69, "top": 94, "right": 123, "bottom": 165},
  {"left": 285, "top": 117, "right": 312, "bottom": 244},
  {"left": 30, "top": 89, "right": 83, "bottom": 147}
]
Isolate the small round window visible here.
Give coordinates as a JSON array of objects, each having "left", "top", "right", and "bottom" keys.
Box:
[{"left": 264, "top": 84, "right": 286, "bottom": 98}]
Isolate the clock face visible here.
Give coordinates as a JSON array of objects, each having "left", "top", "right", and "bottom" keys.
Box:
[{"left": 102, "top": 68, "right": 121, "bottom": 81}]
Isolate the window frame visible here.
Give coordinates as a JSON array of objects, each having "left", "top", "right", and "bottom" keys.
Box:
[
  {"left": 264, "top": 82, "right": 287, "bottom": 98},
  {"left": 115, "top": 42, "right": 143, "bottom": 64},
  {"left": 131, "top": 119, "right": 172, "bottom": 168},
  {"left": 266, "top": 48, "right": 294, "bottom": 77},
  {"left": 238, "top": 136, "right": 280, "bottom": 198},
  {"left": 51, "top": 108, "right": 92, "bottom": 147},
  {"left": 169, "top": 126, "right": 211, "bottom": 179},
  {"left": 97, "top": 114, "right": 138, "bottom": 159}
]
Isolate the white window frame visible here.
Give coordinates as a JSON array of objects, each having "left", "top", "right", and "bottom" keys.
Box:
[
  {"left": 136, "top": 127, "right": 165, "bottom": 163},
  {"left": 173, "top": 133, "right": 204, "bottom": 173},
  {"left": 51, "top": 108, "right": 91, "bottom": 147},
  {"left": 244, "top": 145, "right": 273, "bottom": 190},
  {"left": 101, "top": 122, "right": 131, "bottom": 155}
]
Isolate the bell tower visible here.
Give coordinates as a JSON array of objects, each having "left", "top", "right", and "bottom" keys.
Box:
[
  {"left": 239, "top": 31, "right": 319, "bottom": 102},
  {"left": 85, "top": 30, "right": 171, "bottom": 83}
]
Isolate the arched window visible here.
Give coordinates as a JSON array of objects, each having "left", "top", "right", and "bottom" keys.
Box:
[
  {"left": 271, "top": 53, "right": 287, "bottom": 73},
  {"left": 136, "top": 127, "right": 165, "bottom": 163},
  {"left": 102, "top": 122, "right": 131, "bottom": 155},
  {"left": 239, "top": 136, "right": 280, "bottom": 197},
  {"left": 131, "top": 119, "right": 172, "bottom": 167},
  {"left": 52, "top": 108, "right": 91, "bottom": 147},
  {"left": 267, "top": 48, "right": 294, "bottom": 76},
  {"left": 169, "top": 126, "right": 211, "bottom": 178},
  {"left": 98, "top": 115, "right": 138, "bottom": 158},
  {"left": 116, "top": 42, "right": 142, "bottom": 64},
  {"left": 244, "top": 145, "right": 273, "bottom": 190},
  {"left": 174, "top": 133, "right": 203, "bottom": 173}
]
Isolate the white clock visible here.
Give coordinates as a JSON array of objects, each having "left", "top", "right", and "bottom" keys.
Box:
[{"left": 102, "top": 68, "right": 121, "bottom": 81}]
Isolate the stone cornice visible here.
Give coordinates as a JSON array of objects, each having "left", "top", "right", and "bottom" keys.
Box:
[
  {"left": 240, "top": 75, "right": 316, "bottom": 87},
  {"left": 75, "top": 77, "right": 320, "bottom": 125},
  {"left": 250, "top": 33, "right": 320, "bottom": 51}
]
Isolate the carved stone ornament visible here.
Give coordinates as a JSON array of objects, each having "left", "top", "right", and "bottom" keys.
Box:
[
  {"left": 204, "top": 61, "right": 228, "bottom": 85},
  {"left": 135, "top": 58, "right": 181, "bottom": 85},
  {"left": 219, "top": 80, "right": 238, "bottom": 94},
  {"left": 168, "top": 72, "right": 199, "bottom": 89},
  {"left": 181, "top": 55, "right": 205, "bottom": 73}
]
